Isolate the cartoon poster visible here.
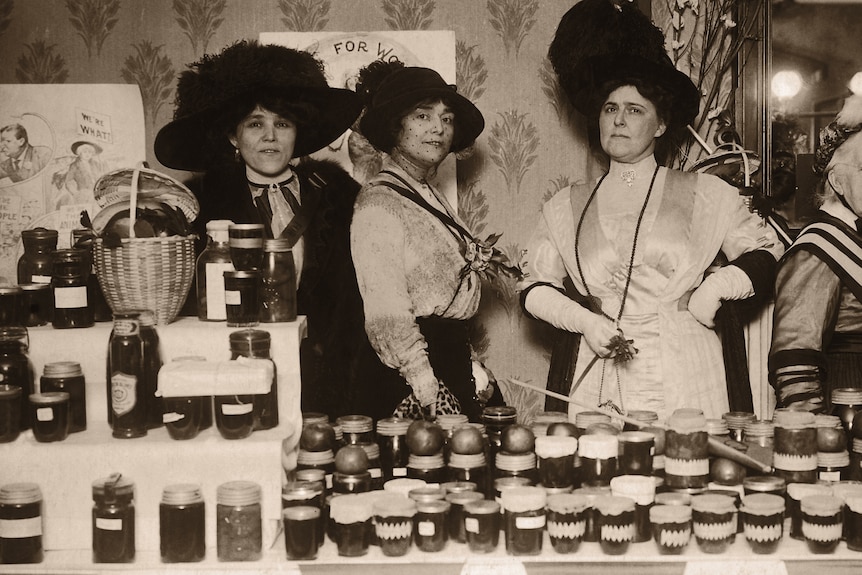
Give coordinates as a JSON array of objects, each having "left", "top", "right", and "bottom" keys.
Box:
[
  {"left": 259, "top": 31, "right": 458, "bottom": 206},
  {"left": 0, "top": 84, "right": 146, "bottom": 284}
]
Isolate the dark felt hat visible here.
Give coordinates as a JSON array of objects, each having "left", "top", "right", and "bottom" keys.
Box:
[
  {"left": 359, "top": 67, "right": 484, "bottom": 154},
  {"left": 549, "top": 0, "right": 699, "bottom": 128},
  {"left": 154, "top": 40, "right": 361, "bottom": 172}
]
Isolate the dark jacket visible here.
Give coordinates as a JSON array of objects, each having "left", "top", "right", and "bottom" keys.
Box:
[{"left": 191, "top": 158, "right": 379, "bottom": 420}]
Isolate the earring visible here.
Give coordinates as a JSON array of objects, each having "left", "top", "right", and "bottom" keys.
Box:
[{"left": 234, "top": 148, "right": 241, "bottom": 162}]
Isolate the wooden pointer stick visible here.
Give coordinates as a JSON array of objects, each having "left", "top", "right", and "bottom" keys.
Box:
[{"left": 505, "top": 378, "right": 773, "bottom": 474}]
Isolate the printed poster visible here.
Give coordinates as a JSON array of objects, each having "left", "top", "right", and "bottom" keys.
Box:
[
  {"left": 259, "top": 31, "right": 458, "bottom": 206},
  {"left": 0, "top": 84, "right": 146, "bottom": 284}
]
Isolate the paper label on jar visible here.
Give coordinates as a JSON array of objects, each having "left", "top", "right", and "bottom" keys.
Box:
[
  {"left": 418, "top": 520, "right": 436, "bottom": 536},
  {"left": 221, "top": 402, "right": 253, "bottom": 415},
  {"left": 36, "top": 407, "right": 54, "bottom": 422},
  {"left": 370, "top": 468, "right": 382, "bottom": 479},
  {"left": 205, "top": 262, "right": 234, "bottom": 320},
  {"left": 54, "top": 285, "right": 88, "bottom": 309},
  {"left": 224, "top": 290, "right": 242, "bottom": 305},
  {"left": 515, "top": 514, "right": 546, "bottom": 530},
  {"left": 95, "top": 517, "right": 123, "bottom": 531},
  {"left": 465, "top": 517, "right": 480, "bottom": 534},
  {"left": 163, "top": 412, "right": 184, "bottom": 423},
  {"left": 111, "top": 372, "right": 137, "bottom": 417},
  {"left": 32, "top": 275, "right": 51, "bottom": 284},
  {"left": 0, "top": 517, "right": 42, "bottom": 538},
  {"left": 326, "top": 474, "right": 333, "bottom": 490},
  {"left": 392, "top": 467, "right": 407, "bottom": 477}
]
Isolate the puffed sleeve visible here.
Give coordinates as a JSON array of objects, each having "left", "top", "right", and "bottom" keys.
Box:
[{"left": 350, "top": 190, "right": 438, "bottom": 402}]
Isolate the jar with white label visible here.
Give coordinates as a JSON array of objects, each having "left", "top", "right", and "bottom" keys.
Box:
[
  {"left": 51, "top": 248, "right": 93, "bottom": 329},
  {"left": 501, "top": 486, "right": 547, "bottom": 555},
  {"left": 92, "top": 474, "right": 135, "bottom": 563},
  {"left": 196, "top": 219, "right": 234, "bottom": 321},
  {"left": 376, "top": 417, "right": 411, "bottom": 482},
  {"left": 0, "top": 482, "right": 43, "bottom": 564},
  {"left": 17, "top": 228, "right": 57, "bottom": 285}
]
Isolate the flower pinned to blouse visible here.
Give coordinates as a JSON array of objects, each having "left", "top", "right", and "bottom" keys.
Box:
[
  {"left": 460, "top": 232, "right": 523, "bottom": 282},
  {"left": 608, "top": 329, "right": 638, "bottom": 365}
]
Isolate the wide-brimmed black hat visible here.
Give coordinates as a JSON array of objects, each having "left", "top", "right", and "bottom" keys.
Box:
[
  {"left": 549, "top": 0, "right": 699, "bottom": 129},
  {"left": 359, "top": 67, "right": 484, "bottom": 154},
  {"left": 155, "top": 40, "right": 361, "bottom": 172}
]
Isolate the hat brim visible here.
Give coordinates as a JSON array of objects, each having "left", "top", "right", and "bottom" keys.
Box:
[
  {"left": 71, "top": 140, "right": 103, "bottom": 155},
  {"left": 359, "top": 87, "right": 484, "bottom": 154},
  {"left": 570, "top": 54, "right": 700, "bottom": 128},
  {"left": 155, "top": 86, "right": 361, "bottom": 172}
]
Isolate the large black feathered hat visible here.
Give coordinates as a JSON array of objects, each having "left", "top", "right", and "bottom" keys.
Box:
[
  {"left": 155, "top": 40, "right": 361, "bottom": 171},
  {"left": 549, "top": 0, "right": 699, "bottom": 128},
  {"left": 359, "top": 67, "right": 484, "bottom": 154}
]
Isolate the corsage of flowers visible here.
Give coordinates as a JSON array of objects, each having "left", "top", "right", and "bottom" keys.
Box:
[
  {"left": 608, "top": 329, "right": 638, "bottom": 364},
  {"left": 460, "top": 233, "right": 523, "bottom": 282}
]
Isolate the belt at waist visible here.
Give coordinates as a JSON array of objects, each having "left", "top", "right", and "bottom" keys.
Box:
[{"left": 828, "top": 332, "right": 862, "bottom": 354}]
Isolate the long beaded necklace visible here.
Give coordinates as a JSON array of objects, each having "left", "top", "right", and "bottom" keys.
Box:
[{"left": 573, "top": 164, "right": 660, "bottom": 413}]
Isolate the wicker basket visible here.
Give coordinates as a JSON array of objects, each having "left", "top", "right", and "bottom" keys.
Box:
[{"left": 93, "top": 235, "right": 196, "bottom": 325}]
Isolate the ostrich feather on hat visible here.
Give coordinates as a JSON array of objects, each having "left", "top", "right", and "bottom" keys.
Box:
[
  {"left": 814, "top": 94, "right": 862, "bottom": 176},
  {"left": 548, "top": 0, "right": 699, "bottom": 129},
  {"left": 154, "top": 40, "right": 361, "bottom": 172}
]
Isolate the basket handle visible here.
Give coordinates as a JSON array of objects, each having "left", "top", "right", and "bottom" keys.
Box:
[{"left": 128, "top": 163, "right": 143, "bottom": 239}]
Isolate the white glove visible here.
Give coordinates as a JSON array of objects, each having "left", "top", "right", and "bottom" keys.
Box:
[
  {"left": 412, "top": 377, "right": 438, "bottom": 408},
  {"left": 688, "top": 265, "right": 754, "bottom": 328},
  {"left": 524, "top": 286, "right": 617, "bottom": 357}
]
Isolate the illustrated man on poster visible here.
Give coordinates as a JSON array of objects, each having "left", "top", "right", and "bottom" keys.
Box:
[{"left": 0, "top": 123, "right": 52, "bottom": 182}]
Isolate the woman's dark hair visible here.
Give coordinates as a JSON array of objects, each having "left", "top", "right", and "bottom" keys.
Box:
[
  {"left": 374, "top": 95, "right": 462, "bottom": 154},
  {"left": 206, "top": 89, "right": 322, "bottom": 168},
  {"left": 588, "top": 76, "right": 685, "bottom": 166}
]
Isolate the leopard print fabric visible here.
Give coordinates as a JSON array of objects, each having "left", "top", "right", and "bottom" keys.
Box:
[{"left": 393, "top": 381, "right": 462, "bottom": 419}]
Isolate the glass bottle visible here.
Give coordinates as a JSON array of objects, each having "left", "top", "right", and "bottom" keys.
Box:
[
  {"left": 107, "top": 311, "right": 147, "bottom": 438},
  {"left": 229, "top": 329, "right": 277, "bottom": 430},
  {"left": 260, "top": 238, "right": 297, "bottom": 323},
  {"left": 0, "top": 482, "right": 43, "bottom": 564},
  {"left": 196, "top": 219, "right": 234, "bottom": 321},
  {"left": 51, "top": 248, "right": 94, "bottom": 328},
  {"left": 92, "top": 474, "right": 135, "bottom": 563},
  {"left": 17, "top": 228, "right": 57, "bottom": 285},
  {"left": 71, "top": 228, "right": 112, "bottom": 322},
  {"left": 376, "top": 417, "right": 412, "bottom": 481},
  {"left": 133, "top": 309, "right": 163, "bottom": 429},
  {"left": 336, "top": 414, "right": 374, "bottom": 445},
  {"left": 216, "top": 481, "right": 262, "bottom": 562},
  {"left": 0, "top": 328, "right": 34, "bottom": 431},
  {"left": 160, "top": 483, "right": 206, "bottom": 563}
]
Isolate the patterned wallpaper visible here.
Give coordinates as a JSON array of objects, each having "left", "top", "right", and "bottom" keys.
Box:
[{"left": 0, "top": 0, "right": 665, "bottom": 423}]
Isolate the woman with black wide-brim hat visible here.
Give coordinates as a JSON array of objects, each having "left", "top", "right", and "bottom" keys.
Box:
[
  {"left": 350, "top": 63, "right": 508, "bottom": 422},
  {"left": 155, "top": 40, "right": 377, "bottom": 421},
  {"left": 518, "top": 0, "right": 783, "bottom": 421}
]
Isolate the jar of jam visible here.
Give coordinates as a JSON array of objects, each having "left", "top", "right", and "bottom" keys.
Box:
[
  {"left": 577, "top": 434, "right": 619, "bottom": 487},
  {"left": 463, "top": 499, "right": 499, "bottom": 553},
  {"left": 610, "top": 474, "right": 655, "bottom": 542},
  {"left": 594, "top": 495, "right": 636, "bottom": 555},
  {"left": 447, "top": 452, "right": 489, "bottom": 497},
  {"left": 0, "top": 385, "right": 22, "bottom": 443},
  {"left": 407, "top": 453, "right": 446, "bottom": 484},
  {"left": 297, "top": 449, "right": 335, "bottom": 491},
  {"left": 744, "top": 419, "right": 775, "bottom": 449},
  {"left": 773, "top": 410, "right": 818, "bottom": 484},
  {"left": 786, "top": 482, "right": 832, "bottom": 540},
  {"left": 571, "top": 485, "right": 612, "bottom": 542},
  {"left": 743, "top": 475, "right": 786, "bottom": 497},
  {"left": 0, "top": 330, "right": 34, "bottom": 431},
  {"left": 414, "top": 499, "right": 450, "bottom": 552},
  {"left": 18, "top": 283, "right": 53, "bottom": 327},
  {"left": 800, "top": 494, "right": 843, "bottom": 554},
  {"left": 832, "top": 388, "right": 862, "bottom": 438},
  {"left": 28, "top": 392, "right": 70, "bottom": 443},
  {"left": 0, "top": 286, "right": 23, "bottom": 327},
  {"left": 357, "top": 442, "right": 383, "bottom": 490},
  {"left": 546, "top": 493, "right": 589, "bottom": 554},
  {"left": 333, "top": 471, "right": 372, "bottom": 495},
  {"left": 444, "top": 490, "right": 484, "bottom": 544},
  {"left": 481, "top": 405, "right": 517, "bottom": 461},
  {"left": 575, "top": 411, "right": 613, "bottom": 434},
  {"left": 818, "top": 451, "right": 850, "bottom": 483},
  {"left": 160, "top": 483, "right": 205, "bottom": 563},
  {"left": 722, "top": 411, "right": 757, "bottom": 443},
  {"left": 329, "top": 494, "right": 372, "bottom": 557},
  {"left": 17, "top": 228, "right": 57, "bottom": 285},
  {"left": 92, "top": 474, "right": 135, "bottom": 563},
  {"left": 495, "top": 451, "right": 539, "bottom": 485},
  {"left": 41, "top": 361, "right": 86, "bottom": 433},
  {"left": 665, "top": 410, "right": 709, "bottom": 489},
  {"left": 0, "top": 482, "right": 43, "bottom": 564},
  {"left": 649, "top": 504, "right": 691, "bottom": 555},
  {"left": 623, "top": 410, "right": 658, "bottom": 431},
  {"left": 530, "top": 410, "right": 568, "bottom": 437},
  {"left": 229, "top": 329, "right": 277, "bottom": 431},
  {"left": 376, "top": 417, "right": 411, "bottom": 481},
  {"left": 501, "top": 486, "right": 546, "bottom": 555},
  {"left": 216, "top": 481, "right": 262, "bottom": 562},
  {"left": 691, "top": 493, "right": 737, "bottom": 553},
  {"left": 740, "top": 493, "right": 785, "bottom": 554},
  {"left": 51, "top": 248, "right": 94, "bottom": 328},
  {"left": 336, "top": 414, "right": 374, "bottom": 445}
]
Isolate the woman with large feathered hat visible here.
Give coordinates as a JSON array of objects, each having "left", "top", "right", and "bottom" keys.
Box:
[
  {"left": 155, "top": 40, "right": 378, "bottom": 421},
  {"left": 518, "top": 0, "right": 783, "bottom": 421}
]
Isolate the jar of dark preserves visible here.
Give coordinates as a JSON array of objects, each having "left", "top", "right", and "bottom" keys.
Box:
[
  {"left": 773, "top": 410, "right": 818, "bottom": 484},
  {"left": 107, "top": 311, "right": 147, "bottom": 438},
  {"left": 17, "top": 228, "right": 57, "bottom": 285},
  {"left": 229, "top": 329, "right": 277, "bottom": 431},
  {"left": 51, "top": 248, "right": 94, "bottom": 328},
  {"left": 376, "top": 417, "right": 412, "bottom": 481},
  {"left": 216, "top": 481, "right": 262, "bottom": 562},
  {"left": 160, "top": 483, "right": 205, "bottom": 563},
  {"left": 664, "top": 410, "right": 709, "bottom": 489},
  {"left": 41, "top": 361, "right": 86, "bottom": 432},
  {"left": 0, "top": 482, "right": 43, "bottom": 564},
  {"left": 92, "top": 474, "right": 135, "bottom": 563},
  {"left": 0, "top": 329, "right": 34, "bottom": 431}
]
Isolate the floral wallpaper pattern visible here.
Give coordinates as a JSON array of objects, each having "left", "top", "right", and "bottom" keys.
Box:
[{"left": 0, "top": 0, "right": 719, "bottom": 424}]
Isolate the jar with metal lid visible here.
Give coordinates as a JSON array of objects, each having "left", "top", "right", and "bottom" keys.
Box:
[
  {"left": 445, "top": 490, "right": 484, "bottom": 544},
  {"left": 41, "top": 361, "right": 86, "bottom": 432},
  {"left": 744, "top": 419, "right": 774, "bottom": 448},
  {"left": 260, "top": 238, "right": 297, "bottom": 323},
  {"left": 414, "top": 499, "right": 450, "bottom": 552},
  {"left": 18, "top": 283, "right": 53, "bottom": 327},
  {"left": 832, "top": 388, "right": 862, "bottom": 438},
  {"left": 818, "top": 451, "right": 850, "bottom": 482},
  {"left": 773, "top": 410, "right": 818, "bottom": 484},
  {"left": 196, "top": 219, "right": 234, "bottom": 321},
  {"left": 282, "top": 480, "right": 325, "bottom": 547},
  {"left": 494, "top": 451, "right": 538, "bottom": 485},
  {"left": 29, "top": 392, "right": 70, "bottom": 443},
  {"left": 357, "top": 442, "right": 383, "bottom": 490},
  {"left": 216, "top": 481, "right": 262, "bottom": 562},
  {"left": 407, "top": 453, "right": 447, "bottom": 484},
  {"left": 437, "top": 413, "right": 469, "bottom": 453},
  {"left": 743, "top": 475, "right": 786, "bottom": 496},
  {"left": 530, "top": 410, "right": 568, "bottom": 437},
  {"left": 333, "top": 471, "right": 372, "bottom": 495},
  {"left": 0, "top": 385, "right": 22, "bottom": 443},
  {"left": 0, "top": 329, "right": 34, "bottom": 431},
  {"left": 623, "top": 410, "right": 658, "bottom": 432},
  {"left": 501, "top": 486, "right": 546, "bottom": 555},
  {"left": 336, "top": 414, "right": 374, "bottom": 445},
  {"left": 160, "top": 483, "right": 205, "bottom": 563},
  {"left": 408, "top": 486, "right": 447, "bottom": 504},
  {"left": 70, "top": 228, "right": 112, "bottom": 323},
  {"left": 377, "top": 417, "right": 411, "bottom": 481},
  {"left": 722, "top": 411, "right": 757, "bottom": 443},
  {"left": 447, "top": 452, "right": 489, "bottom": 497},
  {"left": 297, "top": 449, "right": 335, "bottom": 491},
  {"left": 92, "top": 474, "right": 135, "bottom": 563},
  {"left": 0, "top": 482, "right": 43, "bottom": 564},
  {"left": 17, "top": 228, "right": 57, "bottom": 285},
  {"left": 51, "top": 248, "right": 94, "bottom": 328},
  {"left": 618, "top": 430, "right": 655, "bottom": 476},
  {"left": 482, "top": 405, "right": 517, "bottom": 460},
  {"left": 0, "top": 286, "right": 23, "bottom": 327},
  {"left": 665, "top": 410, "right": 709, "bottom": 489},
  {"left": 578, "top": 434, "right": 619, "bottom": 487},
  {"left": 575, "top": 411, "right": 613, "bottom": 434},
  {"left": 229, "top": 329, "right": 277, "bottom": 431}
]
